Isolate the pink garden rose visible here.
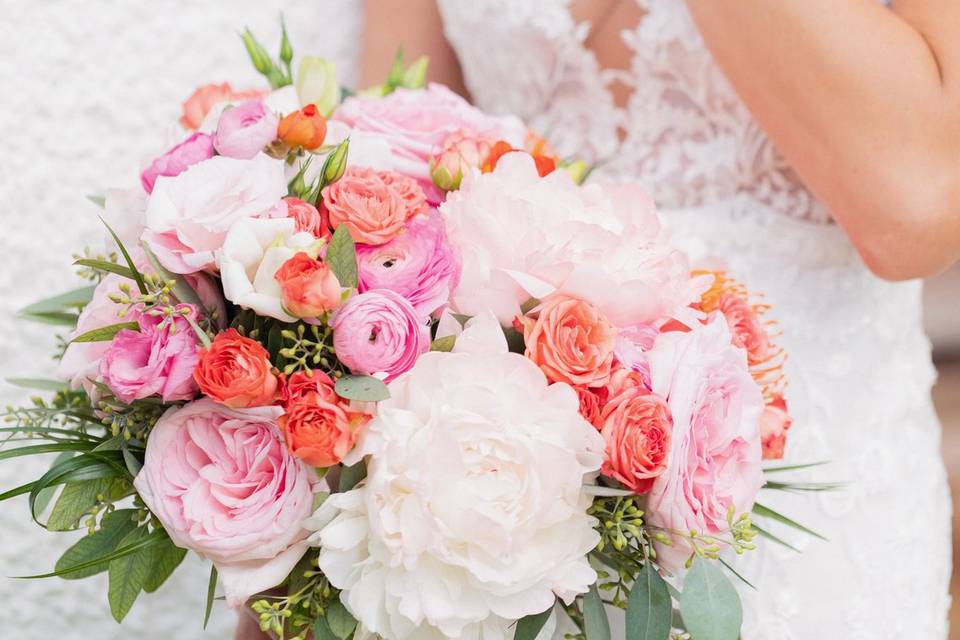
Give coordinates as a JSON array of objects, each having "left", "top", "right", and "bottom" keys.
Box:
[
  {"left": 99, "top": 306, "right": 200, "bottom": 404},
  {"left": 283, "top": 196, "right": 328, "bottom": 238},
  {"left": 140, "top": 132, "right": 215, "bottom": 194},
  {"left": 646, "top": 314, "right": 765, "bottom": 570},
  {"left": 598, "top": 387, "right": 672, "bottom": 495},
  {"left": 142, "top": 153, "right": 286, "bottom": 273},
  {"left": 330, "top": 289, "right": 430, "bottom": 382},
  {"left": 213, "top": 100, "right": 279, "bottom": 160},
  {"left": 356, "top": 213, "right": 461, "bottom": 316},
  {"left": 334, "top": 83, "right": 526, "bottom": 185},
  {"left": 322, "top": 167, "right": 426, "bottom": 245},
  {"left": 133, "top": 399, "right": 314, "bottom": 606}
]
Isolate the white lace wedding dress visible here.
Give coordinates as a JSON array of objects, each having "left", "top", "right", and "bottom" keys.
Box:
[{"left": 437, "top": 1, "right": 951, "bottom": 638}]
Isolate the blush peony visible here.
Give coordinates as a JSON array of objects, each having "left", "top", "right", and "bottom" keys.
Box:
[
  {"left": 307, "top": 313, "right": 604, "bottom": 640},
  {"left": 133, "top": 399, "right": 314, "bottom": 606},
  {"left": 440, "top": 153, "right": 711, "bottom": 327},
  {"left": 142, "top": 153, "right": 287, "bottom": 274},
  {"left": 646, "top": 314, "right": 765, "bottom": 570},
  {"left": 356, "top": 213, "right": 461, "bottom": 316}
]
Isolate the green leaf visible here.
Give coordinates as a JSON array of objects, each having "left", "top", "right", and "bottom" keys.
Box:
[
  {"left": 18, "top": 310, "right": 80, "bottom": 326},
  {"left": 502, "top": 327, "right": 526, "bottom": 354},
  {"left": 267, "top": 322, "right": 286, "bottom": 363},
  {"left": 583, "top": 584, "right": 611, "bottom": 640},
  {"left": 314, "top": 616, "right": 339, "bottom": 640},
  {"left": 752, "top": 523, "right": 799, "bottom": 553},
  {"left": 678, "top": 557, "right": 742, "bottom": 640},
  {"left": 514, "top": 603, "right": 554, "bottom": 640},
  {"left": 122, "top": 446, "right": 143, "bottom": 477},
  {"left": 87, "top": 195, "right": 106, "bottom": 208},
  {"left": 108, "top": 526, "right": 154, "bottom": 622},
  {"left": 100, "top": 216, "right": 147, "bottom": 294},
  {"left": 6, "top": 378, "right": 69, "bottom": 392},
  {"left": 625, "top": 563, "right": 672, "bottom": 640},
  {"left": 337, "top": 462, "right": 366, "bottom": 492},
  {"left": 16, "top": 527, "right": 166, "bottom": 578},
  {"left": 73, "top": 258, "right": 136, "bottom": 279},
  {"left": 140, "top": 242, "right": 205, "bottom": 309},
  {"left": 27, "top": 453, "right": 128, "bottom": 523},
  {"left": 32, "top": 452, "right": 75, "bottom": 514},
  {"left": 19, "top": 286, "right": 96, "bottom": 315},
  {"left": 204, "top": 564, "right": 218, "bottom": 629},
  {"left": 143, "top": 534, "right": 187, "bottom": 593},
  {"left": 55, "top": 509, "right": 139, "bottom": 580},
  {"left": 0, "top": 441, "right": 97, "bottom": 462},
  {"left": 47, "top": 478, "right": 116, "bottom": 531},
  {"left": 326, "top": 599, "right": 358, "bottom": 639},
  {"left": 326, "top": 224, "right": 358, "bottom": 288},
  {"left": 762, "top": 461, "right": 828, "bottom": 474},
  {"left": 752, "top": 503, "right": 827, "bottom": 541},
  {"left": 717, "top": 557, "right": 755, "bottom": 590},
  {"left": 71, "top": 321, "right": 139, "bottom": 343},
  {"left": 430, "top": 335, "right": 457, "bottom": 352},
  {"left": 762, "top": 479, "right": 844, "bottom": 492},
  {"left": 335, "top": 375, "right": 389, "bottom": 402}
]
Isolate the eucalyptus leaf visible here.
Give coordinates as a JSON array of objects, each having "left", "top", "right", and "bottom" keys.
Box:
[
  {"left": 326, "top": 599, "right": 358, "bottom": 639},
  {"left": 583, "top": 584, "right": 611, "bottom": 640},
  {"left": 122, "top": 446, "right": 143, "bottom": 477},
  {"left": 71, "top": 321, "right": 139, "bottom": 343},
  {"left": 678, "top": 557, "right": 742, "bottom": 640},
  {"left": 625, "top": 563, "right": 672, "bottom": 640},
  {"left": 18, "top": 310, "right": 80, "bottom": 326},
  {"left": 73, "top": 258, "right": 136, "bottom": 280},
  {"left": 204, "top": 564, "right": 218, "bottom": 629},
  {"left": 108, "top": 526, "right": 154, "bottom": 621},
  {"left": 6, "top": 378, "right": 69, "bottom": 392},
  {"left": 87, "top": 195, "right": 106, "bottom": 208},
  {"left": 430, "top": 335, "right": 457, "bottom": 352},
  {"left": 19, "top": 286, "right": 95, "bottom": 315},
  {"left": 337, "top": 462, "right": 366, "bottom": 492},
  {"left": 335, "top": 375, "right": 389, "bottom": 402},
  {"left": 55, "top": 509, "right": 139, "bottom": 580},
  {"left": 314, "top": 616, "right": 339, "bottom": 640},
  {"left": 326, "top": 225, "right": 358, "bottom": 288},
  {"left": 143, "top": 534, "right": 187, "bottom": 593},
  {"left": 513, "top": 603, "right": 554, "bottom": 640}
]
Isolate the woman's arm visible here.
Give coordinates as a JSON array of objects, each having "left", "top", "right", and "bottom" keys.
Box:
[
  {"left": 686, "top": 0, "right": 960, "bottom": 280},
  {"left": 360, "top": 0, "right": 467, "bottom": 96}
]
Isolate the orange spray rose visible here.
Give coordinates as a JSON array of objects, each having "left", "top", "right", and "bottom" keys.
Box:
[{"left": 193, "top": 329, "right": 278, "bottom": 408}]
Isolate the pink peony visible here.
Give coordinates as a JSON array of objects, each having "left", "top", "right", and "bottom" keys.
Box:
[
  {"left": 133, "top": 399, "right": 314, "bottom": 606},
  {"left": 322, "top": 167, "right": 426, "bottom": 245},
  {"left": 140, "top": 132, "right": 215, "bottom": 194},
  {"left": 646, "top": 314, "right": 765, "bottom": 570},
  {"left": 99, "top": 306, "right": 201, "bottom": 404},
  {"left": 213, "top": 100, "right": 279, "bottom": 160},
  {"left": 330, "top": 289, "right": 430, "bottom": 382},
  {"left": 142, "top": 153, "right": 286, "bottom": 273},
  {"left": 356, "top": 213, "right": 461, "bottom": 316}
]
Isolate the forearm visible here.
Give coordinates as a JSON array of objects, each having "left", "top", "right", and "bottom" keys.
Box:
[{"left": 686, "top": 0, "right": 960, "bottom": 276}]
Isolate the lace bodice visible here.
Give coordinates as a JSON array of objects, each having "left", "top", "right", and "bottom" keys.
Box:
[{"left": 438, "top": 0, "right": 830, "bottom": 221}]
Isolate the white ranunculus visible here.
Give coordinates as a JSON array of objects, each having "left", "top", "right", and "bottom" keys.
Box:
[
  {"left": 440, "top": 153, "right": 711, "bottom": 328},
  {"left": 217, "top": 217, "right": 319, "bottom": 322},
  {"left": 307, "top": 313, "right": 604, "bottom": 640},
  {"left": 142, "top": 153, "right": 287, "bottom": 274}
]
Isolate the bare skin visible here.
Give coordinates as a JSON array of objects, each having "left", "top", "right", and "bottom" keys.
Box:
[{"left": 361, "top": 0, "right": 960, "bottom": 281}]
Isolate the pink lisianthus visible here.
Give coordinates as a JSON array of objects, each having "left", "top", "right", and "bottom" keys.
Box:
[
  {"left": 356, "top": 213, "right": 461, "bottom": 316},
  {"left": 133, "top": 399, "right": 314, "bottom": 606},
  {"left": 322, "top": 167, "right": 426, "bottom": 245},
  {"left": 598, "top": 388, "right": 672, "bottom": 495},
  {"left": 333, "top": 84, "right": 526, "bottom": 191},
  {"left": 213, "top": 100, "right": 279, "bottom": 160},
  {"left": 140, "top": 132, "right": 215, "bottom": 194},
  {"left": 646, "top": 314, "right": 765, "bottom": 570},
  {"left": 142, "top": 153, "right": 287, "bottom": 273},
  {"left": 760, "top": 395, "right": 793, "bottom": 460},
  {"left": 330, "top": 289, "right": 430, "bottom": 382},
  {"left": 99, "top": 306, "right": 201, "bottom": 404}
]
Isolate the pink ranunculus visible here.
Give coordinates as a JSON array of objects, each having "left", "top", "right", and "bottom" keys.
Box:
[
  {"left": 330, "top": 289, "right": 430, "bottom": 382},
  {"left": 133, "top": 399, "right": 314, "bottom": 606},
  {"left": 760, "top": 395, "right": 792, "bottom": 460},
  {"left": 646, "top": 314, "right": 765, "bottom": 570},
  {"left": 333, "top": 83, "right": 526, "bottom": 187},
  {"left": 142, "top": 153, "right": 287, "bottom": 274},
  {"left": 99, "top": 306, "right": 201, "bottom": 404},
  {"left": 140, "top": 132, "right": 215, "bottom": 194},
  {"left": 356, "top": 213, "right": 461, "bottom": 316},
  {"left": 180, "top": 82, "right": 266, "bottom": 130},
  {"left": 213, "top": 99, "right": 279, "bottom": 160},
  {"left": 283, "top": 196, "right": 328, "bottom": 239}
]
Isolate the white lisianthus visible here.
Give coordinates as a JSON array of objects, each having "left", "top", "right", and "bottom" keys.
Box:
[
  {"left": 440, "top": 153, "right": 711, "bottom": 328},
  {"left": 307, "top": 313, "right": 604, "bottom": 640},
  {"left": 217, "top": 217, "right": 320, "bottom": 322}
]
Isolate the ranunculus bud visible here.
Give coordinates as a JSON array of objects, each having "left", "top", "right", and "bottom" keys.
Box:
[
  {"left": 429, "top": 130, "right": 494, "bottom": 192},
  {"left": 296, "top": 57, "right": 341, "bottom": 117},
  {"left": 278, "top": 104, "right": 328, "bottom": 150},
  {"left": 274, "top": 252, "right": 342, "bottom": 318},
  {"left": 213, "top": 99, "right": 279, "bottom": 160}
]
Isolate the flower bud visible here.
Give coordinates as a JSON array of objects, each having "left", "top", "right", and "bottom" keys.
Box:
[
  {"left": 279, "top": 22, "right": 293, "bottom": 66},
  {"left": 561, "top": 159, "right": 589, "bottom": 184},
  {"left": 402, "top": 55, "right": 429, "bottom": 89},
  {"left": 321, "top": 138, "right": 350, "bottom": 185},
  {"left": 240, "top": 29, "right": 273, "bottom": 76},
  {"left": 278, "top": 104, "right": 327, "bottom": 150},
  {"left": 296, "top": 57, "right": 341, "bottom": 117},
  {"left": 430, "top": 130, "right": 494, "bottom": 192}
]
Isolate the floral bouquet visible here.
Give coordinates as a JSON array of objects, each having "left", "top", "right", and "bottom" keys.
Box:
[{"left": 2, "top": 24, "right": 821, "bottom": 640}]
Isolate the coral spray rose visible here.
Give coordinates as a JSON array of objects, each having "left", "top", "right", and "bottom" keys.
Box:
[
  {"left": 760, "top": 395, "right": 793, "bottom": 460},
  {"left": 716, "top": 293, "right": 771, "bottom": 365},
  {"left": 274, "top": 252, "right": 342, "bottom": 319},
  {"left": 598, "top": 387, "right": 672, "bottom": 494},
  {"left": 518, "top": 295, "right": 618, "bottom": 388},
  {"left": 278, "top": 104, "right": 328, "bottom": 150},
  {"left": 283, "top": 196, "right": 328, "bottom": 238},
  {"left": 194, "top": 329, "right": 279, "bottom": 407},
  {"left": 322, "top": 167, "right": 426, "bottom": 245}
]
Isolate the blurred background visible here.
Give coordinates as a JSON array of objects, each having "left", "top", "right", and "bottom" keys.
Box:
[{"left": 0, "top": 1, "right": 957, "bottom": 638}]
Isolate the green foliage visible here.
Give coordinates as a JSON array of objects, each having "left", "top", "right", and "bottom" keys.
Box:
[
  {"left": 382, "top": 48, "right": 430, "bottom": 95},
  {"left": 47, "top": 477, "right": 129, "bottom": 531},
  {"left": 589, "top": 496, "right": 652, "bottom": 609},
  {"left": 752, "top": 503, "right": 826, "bottom": 541},
  {"left": 430, "top": 335, "right": 457, "bottom": 352},
  {"left": 335, "top": 375, "right": 389, "bottom": 402},
  {"left": 71, "top": 321, "right": 139, "bottom": 343},
  {"left": 326, "top": 224, "right": 358, "bottom": 289},
  {"left": 514, "top": 604, "right": 554, "bottom": 640},
  {"left": 143, "top": 534, "right": 187, "bottom": 593},
  {"left": 625, "top": 564, "right": 672, "bottom": 640},
  {"left": 6, "top": 378, "right": 69, "bottom": 392},
  {"left": 240, "top": 25, "right": 291, "bottom": 88},
  {"left": 17, "top": 285, "right": 95, "bottom": 326},
  {"left": 108, "top": 526, "right": 155, "bottom": 621},
  {"left": 55, "top": 509, "right": 140, "bottom": 580},
  {"left": 583, "top": 585, "right": 611, "bottom": 640},
  {"left": 204, "top": 564, "right": 218, "bottom": 629},
  {"left": 73, "top": 258, "right": 136, "bottom": 280},
  {"left": 337, "top": 462, "right": 366, "bottom": 493},
  {"left": 678, "top": 557, "right": 742, "bottom": 640},
  {"left": 100, "top": 216, "right": 147, "bottom": 294},
  {"left": 278, "top": 321, "right": 339, "bottom": 375}
]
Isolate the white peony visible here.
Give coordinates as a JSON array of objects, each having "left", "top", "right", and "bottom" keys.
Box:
[
  {"left": 217, "top": 217, "right": 320, "bottom": 322},
  {"left": 439, "top": 153, "right": 711, "bottom": 328},
  {"left": 307, "top": 313, "right": 604, "bottom": 640}
]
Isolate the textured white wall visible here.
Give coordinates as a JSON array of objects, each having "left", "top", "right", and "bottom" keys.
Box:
[{"left": 0, "top": 1, "right": 360, "bottom": 637}]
